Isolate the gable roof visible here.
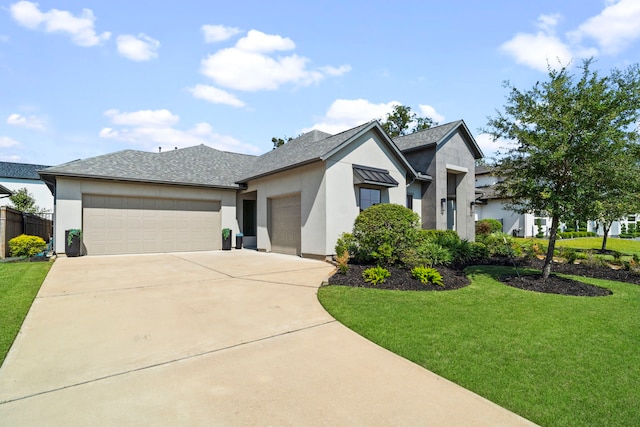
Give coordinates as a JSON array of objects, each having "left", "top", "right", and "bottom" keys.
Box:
[
  {"left": 40, "top": 145, "right": 256, "bottom": 189},
  {"left": 0, "top": 183, "right": 12, "bottom": 196},
  {"left": 0, "top": 161, "right": 51, "bottom": 180},
  {"left": 393, "top": 120, "right": 484, "bottom": 159},
  {"left": 237, "top": 121, "right": 426, "bottom": 183}
]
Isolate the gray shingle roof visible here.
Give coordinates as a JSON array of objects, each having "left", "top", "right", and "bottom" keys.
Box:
[
  {"left": 0, "top": 161, "right": 51, "bottom": 180},
  {"left": 393, "top": 121, "right": 462, "bottom": 152},
  {"left": 237, "top": 122, "right": 374, "bottom": 183},
  {"left": 40, "top": 145, "right": 257, "bottom": 189},
  {"left": 393, "top": 119, "right": 484, "bottom": 159}
]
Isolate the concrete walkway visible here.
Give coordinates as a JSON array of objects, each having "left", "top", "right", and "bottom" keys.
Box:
[{"left": 0, "top": 251, "right": 536, "bottom": 426}]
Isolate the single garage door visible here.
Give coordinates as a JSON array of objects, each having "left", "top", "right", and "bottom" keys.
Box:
[
  {"left": 269, "top": 194, "right": 301, "bottom": 256},
  {"left": 83, "top": 194, "right": 221, "bottom": 255}
]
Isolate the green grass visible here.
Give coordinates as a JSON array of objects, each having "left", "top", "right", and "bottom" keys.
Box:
[
  {"left": 530, "top": 236, "right": 640, "bottom": 256},
  {"left": 318, "top": 266, "right": 640, "bottom": 427},
  {"left": 0, "top": 261, "right": 52, "bottom": 366}
]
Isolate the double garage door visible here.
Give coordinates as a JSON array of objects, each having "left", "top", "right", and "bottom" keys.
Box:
[{"left": 83, "top": 194, "right": 221, "bottom": 255}]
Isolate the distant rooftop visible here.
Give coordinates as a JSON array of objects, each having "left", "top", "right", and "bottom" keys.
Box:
[{"left": 0, "top": 161, "right": 51, "bottom": 180}]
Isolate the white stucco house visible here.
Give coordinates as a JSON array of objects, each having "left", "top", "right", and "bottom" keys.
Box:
[
  {"left": 0, "top": 161, "right": 54, "bottom": 213},
  {"left": 40, "top": 120, "right": 483, "bottom": 258}
]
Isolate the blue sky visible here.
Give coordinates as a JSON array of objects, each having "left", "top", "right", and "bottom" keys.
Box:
[{"left": 1, "top": 0, "right": 639, "bottom": 166}]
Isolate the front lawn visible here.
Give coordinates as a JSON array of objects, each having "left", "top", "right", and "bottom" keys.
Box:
[
  {"left": 0, "top": 261, "right": 52, "bottom": 366},
  {"left": 318, "top": 266, "right": 640, "bottom": 427},
  {"left": 532, "top": 236, "right": 640, "bottom": 257}
]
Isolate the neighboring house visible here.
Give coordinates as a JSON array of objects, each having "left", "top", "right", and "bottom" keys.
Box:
[
  {"left": 40, "top": 120, "right": 483, "bottom": 257},
  {"left": 474, "top": 166, "right": 552, "bottom": 237},
  {"left": 0, "top": 161, "right": 53, "bottom": 213}
]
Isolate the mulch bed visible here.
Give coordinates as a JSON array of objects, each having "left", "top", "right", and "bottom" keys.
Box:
[
  {"left": 327, "top": 256, "right": 639, "bottom": 296},
  {"left": 328, "top": 264, "right": 470, "bottom": 291}
]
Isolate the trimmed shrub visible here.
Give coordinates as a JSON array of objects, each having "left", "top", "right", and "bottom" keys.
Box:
[
  {"left": 403, "top": 241, "right": 453, "bottom": 268},
  {"left": 352, "top": 204, "right": 420, "bottom": 265},
  {"left": 411, "top": 266, "right": 444, "bottom": 286},
  {"left": 475, "top": 219, "right": 502, "bottom": 235},
  {"left": 362, "top": 266, "right": 390, "bottom": 285},
  {"left": 469, "top": 241, "right": 490, "bottom": 262},
  {"left": 477, "top": 232, "right": 520, "bottom": 257},
  {"left": 335, "top": 232, "right": 357, "bottom": 258},
  {"left": 9, "top": 234, "right": 47, "bottom": 257},
  {"left": 559, "top": 247, "right": 579, "bottom": 264}
]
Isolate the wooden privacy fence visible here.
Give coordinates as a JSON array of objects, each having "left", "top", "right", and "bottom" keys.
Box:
[{"left": 0, "top": 206, "right": 53, "bottom": 258}]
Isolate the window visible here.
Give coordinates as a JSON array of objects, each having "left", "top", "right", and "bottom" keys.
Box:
[
  {"left": 360, "top": 188, "right": 380, "bottom": 211},
  {"left": 406, "top": 194, "right": 413, "bottom": 210},
  {"left": 628, "top": 215, "right": 636, "bottom": 222},
  {"left": 242, "top": 199, "right": 256, "bottom": 236}
]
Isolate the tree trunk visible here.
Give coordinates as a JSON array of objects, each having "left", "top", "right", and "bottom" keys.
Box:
[
  {"left": 601, "top": 222, "right": 611, "bottom": 251},
  {"left": 542, "top": 215, "right": 560, "bottom": 280}
]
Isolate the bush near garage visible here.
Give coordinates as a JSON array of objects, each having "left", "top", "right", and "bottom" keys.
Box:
[{"left": 8, "top": 234, "right": 47, "bottom": 258}]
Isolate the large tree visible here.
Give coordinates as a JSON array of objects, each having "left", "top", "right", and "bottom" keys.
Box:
[
  {"left": 485, "top": 59, "right": 640, "bottom": 279},
  {"left": 381, "top": 105, "right": 436, "bottom": 137},
  {"left": 9, "top": 187, "right": 40, "bottom": 214}
]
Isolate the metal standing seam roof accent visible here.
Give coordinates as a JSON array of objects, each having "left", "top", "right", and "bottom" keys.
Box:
[{"left": 353, "top": 165, "right": 399, "bottom": 187}]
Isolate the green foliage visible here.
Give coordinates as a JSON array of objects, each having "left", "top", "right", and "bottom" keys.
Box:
[
  {"left": 66, "top": 229, "right": 82, "bottom": 246},
  {"left": 271, "top": 136, "right": 293, "bottom": 149},
  {"left": 485, "top": 59, "right": 640, "bottom": 278},
  {"left": 8, "top": 234, "right": 47, "bottom": 257},
  {"left": 469, "top": 241, "right": 490, "bottom": 262},
  {"left": 362, "top": 266, "right": 390, "bottom": 285},
  {"left": 477, "top": 232, "right": 519, "bottom": 257},
  {"left": 335, "top": 232, "right": 357, "bottom": 257},
  {"left": 475, "top": 219, "right": 502, "bottom": 235},
  {"left": 372, "top": 243, "right": 394, "bottom": 265},
  {"left": 8, "top": 187, "right": 40, "bottom": 214},
  {"left": 335, "top": 250, "right": 349, "bottom": 275},
  {"left": 558, "top": 247, "right": 579, "bottom": 264},
  {"left": 411, "top": 266, "right": 444, "bottom": 286},
  {"left": 380, "top": 105, "right": 436, "bottom": 138},
  {"left": 222, "top": 228, "right": 231, "bottom": 240},
  {"left": 404, "top": 241, "right": 452, "bottom": 268},
  {"left": 352, "top": 204, "right": 420, "bottom": 265}
]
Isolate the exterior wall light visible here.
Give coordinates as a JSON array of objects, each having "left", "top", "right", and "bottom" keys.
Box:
[{"left": 440, "top": 197, "right": 447, "bottom": 214}]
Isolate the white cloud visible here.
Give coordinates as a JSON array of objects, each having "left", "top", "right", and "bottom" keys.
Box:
[
  {"left": 199, "top": 29, "right": 350, "bottom": 92},
  {"left": 104, "top": 109, "right": 179, "bottom": 127},
  {"left": 116, "top": 34, "right": 160, "bottom": 61},
  {"left": 100, "top": 108, "right": 260, "bottom": 154},
  {"left": 302, "top": 99, "right": 400, "bottom": 134},
  {"left": 0, "top": 136, "right": 21, "bottom": 148},
  {"left": 6, "top": 113, "right": 45, "bottom": 130},
  {"left": 235, "top": 29, "right": 295, "bottom": 53},
  {"left": 9, "top": 1, "right": 111, "bottom": 47},
  {"left": 188, "top": 84, "right": 245, "bottom": 107},
  {"left": 0, "top": 154, "right": 21, "bottom": 162},
  {"left": 500, "top": 14, "right": 576, "bottom": 72},
  {"left": 417, "top": 104, "right": 445, "bottom": 124},
  {"left": 202, "top": 24, "right": 242, "bottom": 43},
  {"left": 502, "top": 2, "right": 640, "bottom": 71},
  {"left": 569, "top": 0, "right": 640, "bottom": 54},
  {"left": 474, "top": 133, "right": 515, "bottom": 159}
]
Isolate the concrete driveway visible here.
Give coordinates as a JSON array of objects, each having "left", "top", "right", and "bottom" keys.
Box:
[{"left": 0, "top": 251, "right": 535, "bottom": 426}]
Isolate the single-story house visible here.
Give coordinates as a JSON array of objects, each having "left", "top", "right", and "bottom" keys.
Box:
[
  {"left": 40, "top": 119, "right": 483, "bottom": 258},
  {"left": 0, "top": 161, "right": 53, "bottom": 213}
]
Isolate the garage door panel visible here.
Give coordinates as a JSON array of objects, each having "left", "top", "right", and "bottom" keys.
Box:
[
  {"left": 83, "top": 195, "right": 221, "bottom": 255},
  {"left": 270, "top": 195, "right": 301, "bottom": 256}
]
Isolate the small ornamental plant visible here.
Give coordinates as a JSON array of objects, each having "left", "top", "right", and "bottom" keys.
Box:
[
  {"left": 222, "top": 228, "right": 231, "bottom": 240},
  {"left": 411, "top": 266, "right": 444, "bottom": 287},
  {"left": 335, "top": 250, "right": 349, "bottom": 274},
  {"left": 67, "top": 229, "right": 82, "bottom": 246},
  {"left": 9, "top": 234, "right": 47, "bottom": 257},
  {"left": 362, "top": 266, "right": 390, "bottom": 285}
]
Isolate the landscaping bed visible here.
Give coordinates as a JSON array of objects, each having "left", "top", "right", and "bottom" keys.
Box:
[{"left": 329, "top": 255, "right": 639, "bottom": 296}]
